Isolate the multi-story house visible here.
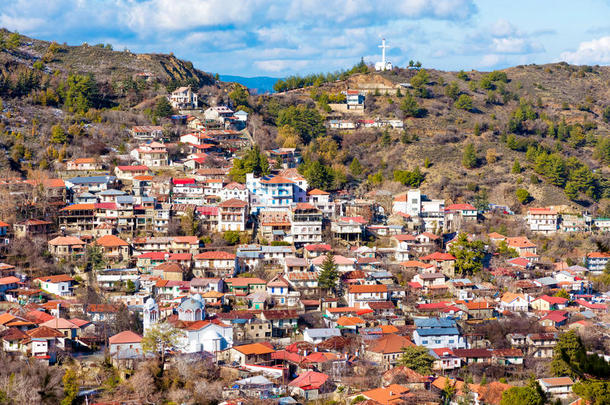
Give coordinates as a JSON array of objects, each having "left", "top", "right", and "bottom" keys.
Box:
[
  {"left": 58, "top": 203, "right": 96, "bottom": 233},
  {"left": 219, "top": 182, "right": 248, "bottom": 202},
  {"left": 527, "top": 207, "right": 558, "bottom": 234},
  {"left": 526, "top": 333, "right": 557, "bottom": 358},
  {"left": 291, "top": 203, "right": 323, "bottom": 247},
  {"left": 114, "top": 165, "right": 152, "bottom": 182},
  {"left": 130, "top": 142, "right": 168, "bottom": 168},
  {"left": 169, "top": 86, "right": 198, "bottom": 109},
  {"left": 307, "top": 188, "right": 333, "bottom": 217},
  {"left": 193, "top": 251, "right": 237, "bottom": 278},
  {"left": 129, "top": 125, "right": 164, "bottom": 140},
  {"left": 218, "top": 199, "right": 248, "bottom": 231},
  {"left": 585, "top": 252, "right": 610, "bottom": 274},
  {"left": 347, "top": 284, "right": 388, "bottom": 308},
  {"left": 444, "top": 203, "right": 478, "bottom": 231},
  {"left": 412, "top": 317, "right": 465, "bottom": 349},
  {"left": 393, "top": 189, "right": 445, "bottom": 232},
  {"left": 246, "top": 173, "right": 309, "bottom": 213},
  {"left": 65, "top": 175, "right": 118, "bottom": 194},
  {"left": 331, "top": 216, "right": 365, "bottom": 241},
  {"left": 47, "top": 236, "right": 86, "bottom": 259},
  {"left": 66, "top": 157, "right": 103, "bottom": 171}
]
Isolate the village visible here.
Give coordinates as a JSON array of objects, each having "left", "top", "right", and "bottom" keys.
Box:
[{"left": 0, "top": 80, "right": 607, "bottom": 405}]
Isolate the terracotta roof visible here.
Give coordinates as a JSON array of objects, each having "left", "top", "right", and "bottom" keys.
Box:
[
  {"left": 307, "top": 188, "right": 329, "bottom": 195},
  {"left": 539, "top": 377, "right": 574, "bottom": 387},
  {"left": 445, "top": 203, "right": 476, "bottom": 211},
  {"left": 116, "top": 165, "right": 150, "bottom": 172},
  {"left": 60, "top": 203, "right": 96, "bottom": 212},
  {"left": 226, "top": 277, "right": 266, "bottom": 286},
  {"left": 233, "top": 342, "right": 275, "bottom": 355},
  {"left": 0, "top": 327, "right": 28, "bottom": 341},
  {"left": 48, "top": 236, "right": 86, "bottom": 246},
  {"left": 367, "top": 333, "right": 414, "bottom": 354},
  {"left": 218, "top": 198, "right": 248, "bottom": 208},
  {"left": 109, "top": 330, "right": 142, "bottom": 344},
  {"left": 420, "top": 252, "right": 456, "bottom": 261},
  {"left": 587, "top": 252, "right": 610, "bottom": 258},
  {"left": 41, "top": 318, "right": 78, "bottom": 329},
  {"left": 529, "top": 207, "right": 557, "bottom": 215},
  {"left": 348, "top": 284, "right": 388, "bottom": 294},
  {"left": 336, "top": 316, "right": 365, "bottom": 327},
  {"left": 506, "top": 237, "right": 536, "bottom": 248},
  {"left": 26, "top": 326, "right": 64, "bottom": 339},
  {"left": 288, "top": 371, "right": 328, "bottom": 390},
  {"left": 35, "top": 274, "right": 74, "bottom": 283},
  {"left": 173, "top": 236, "right": 199, "bottom": 244},
  {"left": 95, "top": 235, "right": 129, "bottom": 247}
]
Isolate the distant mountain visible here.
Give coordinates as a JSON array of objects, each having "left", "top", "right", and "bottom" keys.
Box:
[{"left": 220, "top": 75, "right": 280, "bottom": 94}]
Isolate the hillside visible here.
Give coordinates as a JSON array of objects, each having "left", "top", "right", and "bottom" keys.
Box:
[
  {"left": 0, "top": 29, "right": 213, "bottom": 87},
  {"left": 263, "top": 63, "right": 610, "bottom": 215},
  {"left": 0, "top": 29, "right": 608, "bottom": 215}
]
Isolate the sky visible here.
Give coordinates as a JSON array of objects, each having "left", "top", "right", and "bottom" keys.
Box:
[{"left": 1, "top": 0, "right": 610, "bottom": 77}]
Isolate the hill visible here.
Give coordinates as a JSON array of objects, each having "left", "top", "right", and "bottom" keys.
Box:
[
  {"left": 0, "top": 29, "right": 213, "bottom": 87},
  {"left": 260, "top": 63, "right": 610, "bottom": 215}
]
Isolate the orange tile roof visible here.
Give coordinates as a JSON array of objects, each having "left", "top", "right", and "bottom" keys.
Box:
[
  {"left": 59, "top": 203, "right": 96, "bottom": 212},
  {"left": 361, "top": 384, "right": 410, "bottom": 405},
  {"left": 48, "top": 236, "right": 86, "bottom": 246},
  {"left": 109, "top": 330, "right": 142, "bottom": 344},
  {"left": 307, "top": 188, "right": 329, "bottom": 195},
  {"left": 348, "top": 284, "right": 388, "bottom": 294},
  {"left": 506, "top": 237, "right": 536, "bottom": 248},
  {"left": 95, "top": 235, "right": 129, "bottom": 247},
  {"left": 35, "top": 274, "right": 74, "bottom": 283},
  {"left": 195, "top": 251, "right": 236, "bottom": 260},
  {"left": 367, "top": 333, "right": 414, "bottom": 354},
  {"left": 336, "top": 316, "right": 365, "bottom": 327},
  {"left": 234, "top": 342, "right": 275, "bottom": 355}
]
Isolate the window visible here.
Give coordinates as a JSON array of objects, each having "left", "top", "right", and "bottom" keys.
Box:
[{"left": 422, "top": 340, "right": 428, "bottom": 345}]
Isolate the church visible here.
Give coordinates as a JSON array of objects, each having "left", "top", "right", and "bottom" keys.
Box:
[{"left": 143, "top": 294, "right": 234, "bottom": 354}]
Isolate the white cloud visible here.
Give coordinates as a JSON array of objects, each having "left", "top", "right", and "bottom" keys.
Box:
[
  {"left": 254, "top": 59, "right": 310, "bottom": 73},
  {"left": 560, "top": 36, "right": 610, "bottom": 65},
  {"left": 490, "top": 19, "right": 518, "bottom": 38},
  {"left": 0, "top": 15, "right": 45, "bottom": 31}
]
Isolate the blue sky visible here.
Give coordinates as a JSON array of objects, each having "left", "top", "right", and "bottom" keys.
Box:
[{"left": 1, "top": 0, "right": 609, "bottom": 77}]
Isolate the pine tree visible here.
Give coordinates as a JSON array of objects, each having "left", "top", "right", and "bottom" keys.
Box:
[
  {"left": 462, "top": 143, "right": 477, "bottom": 169},
  {"left": 317, "top": 252, "right": 338, "bottom": 297},
  {"left": 512, "top": 159, "right": 522, "bottom": 174},
  {"left": 349, "top": 157, "right": 363, "bottom": 176}
]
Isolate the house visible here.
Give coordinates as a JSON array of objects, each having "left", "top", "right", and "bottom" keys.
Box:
[
  {"left": 170, "top": 86, "right": 198, "bottom": 109},
  {"left": 204, "top": 106, "right": 234, "bottom": 122},
  {"left": 492, "top": 348, "right": 524, "bottom": 366},
  {"left": 347, "top": 284, "right": 388, "bottom": 308},
  {"left": 13, "top": 219, "right": 52, "bottom": 238},
  {"left": 47, "top": 236, "right": 86, "bottom": 259},
  {"left": 538, "top": 377, "right": 574, "bottom": 398},
  {"left": 114, "top": 165, "right": 151, "bottom": 182},
  {"left": 412, "top": 318, "right": 465, "bottom": 349},
  {"left": 303, "top": 328, "right": 342, "bottom": 344},
  {"left": 194, "top": 251, "right": 236, "bottom": 278},
  {"left": 506, "top": 237, "right": 537, "bottom": 256},
  {"left": 526, "top": 333, "right": 557, "bottom": 358},
  {"left": 94, "top": 235, "right": 130, "bottom": 263},
  {"left": 452, "top": 348, "right": 492, "bottom": 365},
  {"left": 225, "top": 278, "right": 267, "bottom": 297},
  {"left": 499, "top": 292, "right": 529, "bottom": 312},
  {"left": 261, "top": 310, "right": 299, "bottom": 337},
  {"left": 130, "top": 142, "right": 169, "bottom": 168},
  {"left": 527, "top": 207, "right": 558, "bottom": 234},
  {"left": 331, "top": 217, "right": 365, "bottom": 242},
  {"left": 66, "top": 157, "right": 103, "bottom": 171},
  {"left": 267, "top": 275, "right": 299, "bottom": 307},
  {"left": 420, "top": 252, "right": 456, "bottom": 277},
  {"left": 365, "top": 334, "right": 414, "bottom": 370},
  {"left": 445, "top": 203, "right": 478, "bottom": 230},
  {"left": 225, "top": 342, "right": 275, "bottom": 365},
  {"left": 287, "top": 371, "right": 332, "bottom": 401},
  {"left": 531, "top": 295, "right": 568, "bottom": 311},
  {"left": 539, "top": 311, "right": 569, "bottom": 328},
  {"left": 109, "top": 330, "right": 143, "bottom": 355},
  {"left": 291, "top": 203, "right": 323, "bottom": 246},
  {"left": 24, "top": 326, "right": 64, "bottom": 363},
  {"left": 585, "top": 252, "right": 610, "bottom": 274},
  {"left": 41, "top": 318, "right": 78, "bottom": 339},
  {"left": 359, "top": 384, "right": 412, "bottom": 405},
  {"left": 218, "top": 199, "right": 248, "bottom": 231},
  {"left": 129, "top": 125, "right": 164, "bottom": 140},
  {"left": 430, "top": 348, "right": 461, "bottom": 371},
  {"left": 34, "top": 275, "right": 75, "bottom": 296}
]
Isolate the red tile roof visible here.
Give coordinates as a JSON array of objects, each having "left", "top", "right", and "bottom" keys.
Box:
[{"left": 109, "top": 330, "right": 142, "bottom": 344}]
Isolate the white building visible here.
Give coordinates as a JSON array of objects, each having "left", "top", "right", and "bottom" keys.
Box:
[
  {"left": 527, "top": 207, "right": 558, "bottom": 234},
  {"left": 412, "top": 318, "right": 465, "bottom": 350},
  {"left": 246, "top": 173, "right": 308, "bottom": 213},
  {"left": 375, "top": 38, "right": 393, "bottom": 71},
  {"left": 393, "top": 189, "right": 445, "bottom": 232},
  {"left": 169, "top": 86, "right": 198, "bottom": 110}
]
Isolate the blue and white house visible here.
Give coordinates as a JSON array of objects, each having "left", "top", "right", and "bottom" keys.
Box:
[
  {"left": 246, "top": 173, "right": 308, "bottom": 213},
  {"left": 412, "top": 317, "right": 466, "bottom": 349}
]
